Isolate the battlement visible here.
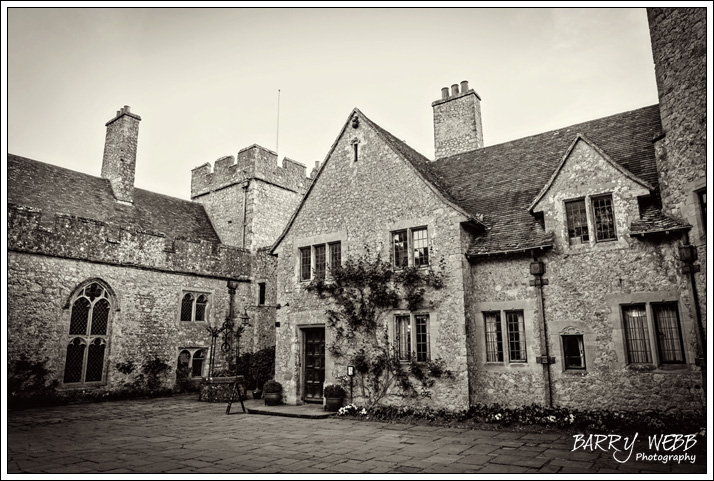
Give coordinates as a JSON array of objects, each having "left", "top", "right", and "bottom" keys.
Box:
[
  {"left": 7, "top": 204, "right": 251, "bottom": 279},
  {"left": 191, "top": 144, "right": 311, "bottom": 198}
]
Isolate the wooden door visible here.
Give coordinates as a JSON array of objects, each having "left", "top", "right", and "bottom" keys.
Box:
[{"left": 303, "top": 328, "right": 325, "bottom": 402}]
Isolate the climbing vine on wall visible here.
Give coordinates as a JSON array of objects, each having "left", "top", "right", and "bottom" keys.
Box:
[{"left": 306, "top": 248, "right": 452, "bottom": 408}]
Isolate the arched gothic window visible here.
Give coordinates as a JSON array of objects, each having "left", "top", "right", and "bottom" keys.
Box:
[
  {"left": 63, "top": 282, "right": 112, "bottom": 384},
  {"left": 179, "top": 291, "right": 210, "bottom": 322}
]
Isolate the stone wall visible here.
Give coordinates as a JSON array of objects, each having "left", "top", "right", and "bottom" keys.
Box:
[
  {"left": 648, "top": 7, "right": 707, "bottom": 328},
  {"left": 191, "top": 145, "right": 308, "bottom": 251},
  {"left": 248, "top": 248, "right": 279, "bottom": 353},
  {"left": 7, "top": 204, "right": 251, "bottom": 280},
  {"left": 7, "top": 251, "right": 251, "bottom": 391},
  {"left": 467, "top": 135, "right": 703, "bottom": 412},
  {"left": 274, "top": 112, "right": 471, "bottom": 410}
]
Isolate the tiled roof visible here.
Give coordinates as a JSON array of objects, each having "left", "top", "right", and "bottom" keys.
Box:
[
  {"left": 7, "top": 154, "right": 221, "bottom": 242},
  {"left": 630, "top": 204, "right": 690, "bottom": 235},
  {"left": 425, "top": 105, "right": 665, "bottom": 256}
]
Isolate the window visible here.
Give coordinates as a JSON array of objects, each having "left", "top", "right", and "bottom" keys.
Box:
[
  {"left": 63, "top": 282, "right": 112, "bottom": 385},
  {"left": 565, "top": 199, "right": 589, "bottom": 245},
  {"left": 562, "top": 335, "right": 585, "bottom": 370},
  {"left": 412, "top": 228, "right": 429, "bottom": 268},
  {"left": 698, "top": 188, "right": 706, "bottom": 233},
  {"left": 391, "top": 226, "right": 429, "bottom": 268},
  {"left": 622, "top": 305, "right": 652, "bottom": 364},
  {"left": 592, "top": 195, "right": 616, "bottom": 242},
  {"left": 484, "top": 311, "right": 504, "bottom": 362},
  {"left": 620, "top": 301, "right": 685, "bottom": 366},
  {"left": 191, "top": 350, "right": 206, "bottom": 377},
  {"left": 258, "top": 282, "right": 266, "bottom": 306},
  {"left": 314, "top": 245, "right": 326, "bottom": 279},
  {"left": 394, "top": 313, "right": 430, "bottom": 362},
  {"left": 180, "top": 291, "right": 210, "bottom": 322},
  {"left": 329, "top": 242, "right": 342, "bottom": 274},
  {"left": 506, "top": 311, "right": 527, "bottom": 362},
  {"left": 653, "top": 303, "right": 685, "bottom": 364},
  {"left": 177, "top": 348, "right": 206, "bottom": 381},
  {"left": 565, "top": 194, "right": 618, "bottom": 245},
  {"left": 484, "top": 310, "right": 526, "bottom": 363},
  {"left": 395, "top": 314, "right": 411, "bottom": 361},
  {"left": 393, "top": 230, "right": 409, "bottom": 268},
  {"left": 300, "top": 247, "right": 311, "bottom": 281},
  {"left": 299, "top": 241, "right": 342, "bottom": 281}
]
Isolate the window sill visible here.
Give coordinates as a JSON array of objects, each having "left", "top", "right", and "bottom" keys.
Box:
[
  {"left": 626, "top": 363, "right": 688, "bottom": 372},
  {"left": 561, "top": 369, "right": 587, "bottom": 376}
]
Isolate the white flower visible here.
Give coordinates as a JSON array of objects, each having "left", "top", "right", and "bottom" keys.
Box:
[
  {"left": 494, "top": 413, "right": 502, "bottom": 420},
  {"left": 360, "top": 408, "right": 367, "bottom": 416}
]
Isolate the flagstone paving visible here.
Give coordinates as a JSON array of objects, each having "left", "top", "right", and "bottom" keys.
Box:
[{"left": 5, "top": 394, "right": 708, "bottom": 474}]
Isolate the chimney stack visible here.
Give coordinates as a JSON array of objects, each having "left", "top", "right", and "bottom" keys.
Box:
[
  {"left": 101, "top": 105, "right": 141, "bottom": 204},
  {"left": 431, "top": 80, "right": 483, "bottom": 159}
]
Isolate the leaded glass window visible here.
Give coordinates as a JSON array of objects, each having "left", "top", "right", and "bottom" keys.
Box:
[
  {"left": 412, "top": 228, "right": 429, "bottom": 268},
  {"left": 329, "top": 242, "right": 342, "bottom": 275},
  {"left": 415, "top": 314, "right": 430, "bottom": 362},
  {"left": 195, "top": 295, "right": 207, "bottom": 322},
  {"left": 300, "top": 247, "right": 311, "bottom": 281},
  {"left": 622, "top": 305, "right": 652, "bottom": 364},
  {"left": 314, "top": 245, "right": 326, "bottom": 279},
  {"left": 565, "top": 199, "right": 589, "bottom": 245},
  {"left": 63, "top": 282, "right": 112, "bottom": 385},
  {"left": 593, "top": 195, "right": 616, "bottom": 242},
  {"left": 653, "top": 303, "right": 685, "bottom": 364},
  {"left": 395, "top": 315, "right": 411, "bottom": 361},
  {"left": 181, "top": 293, "right": 194, "bottom": 322},
  {"left": 393, "top": 230, "right": 409, "bottom": 268},
  {"left": 484, "top": 311, "right": 504, "bottom": 362},
  {"left": 506, "top": 311, "right": 526, "bottom": 362}
]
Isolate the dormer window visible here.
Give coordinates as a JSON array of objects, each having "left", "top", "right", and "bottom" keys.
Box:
[
  {"left": 592, "top": 194, "right": 616, "bottom": 242},
  {"left": 565, "top": 194, "right": 617, "bottom": 245},
  {"left": 565, "top": 199, "right": 589, "bottom": 245}
]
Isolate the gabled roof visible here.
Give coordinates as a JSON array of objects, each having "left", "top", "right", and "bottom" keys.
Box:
[
  {"left": 427, "top": 105, "right": 664, "bottom": 256},
  {"left": 8, "top": 154, "right": 221, "bottom": 242},
  {"left": 269, "top": 108, "right": 485, "bottom": 254},
  {"left": 528, "top": 133, "right": 654, "bottom": 213}
]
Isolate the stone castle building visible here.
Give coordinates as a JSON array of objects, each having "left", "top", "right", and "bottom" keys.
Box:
[
  {"left": 6, "top": 8, "right": 706, "bottom": 413},
  {"left": 270, "top": 7, "right": 706, "bottom": 412},
  {"left": 8, "top": 105, "right": 310, "bottom": 392}
]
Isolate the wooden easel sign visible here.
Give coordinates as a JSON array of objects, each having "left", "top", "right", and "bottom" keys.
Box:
[{"left": 226, "top": 375, "right": 247, "bottom": 415}]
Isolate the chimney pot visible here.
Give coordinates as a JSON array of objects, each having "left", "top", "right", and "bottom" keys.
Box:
[
  {"left": 451, "top": 84, "right": 460, "bottom": 97},
  {"left": 460, "top": 80, "right": 469, "bottom": 93},
  {"left": 441, "top": 87, "right": 449, "bottom": 100}
]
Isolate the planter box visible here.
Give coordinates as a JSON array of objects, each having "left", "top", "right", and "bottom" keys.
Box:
[
  {"left": 198, "top": 376, "right": 246, "bottom": 403},
  {"left": 325, "top": 396, "right": 343, "bottom": 412},
  {"left": 264, "top": 391, "right": 282, "bottom": 406}
]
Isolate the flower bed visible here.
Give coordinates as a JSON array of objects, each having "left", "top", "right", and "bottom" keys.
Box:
[{"left": 336, "top": 402, "right": 706, "bottom": 437}]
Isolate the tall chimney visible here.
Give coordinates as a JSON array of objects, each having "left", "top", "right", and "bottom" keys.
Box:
[
  {"left": 432, "top": 80, "right": 483, "bottom": 159},
  {"left": 101, "top": 105, "right": 141, "bottom": 204}
]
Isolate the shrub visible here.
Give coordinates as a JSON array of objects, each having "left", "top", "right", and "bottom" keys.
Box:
[
  {"left": 249, "top": 346, "right": 275, "bottom": 390},
  {"left": 263, "top": 380, "right": 282, "bottom": 393},
  {"left": 324, "top": 383, "right": 346, "bottom": 398},
  {"left": 8, "top": 355, "right": 60, "bottom": 408}
]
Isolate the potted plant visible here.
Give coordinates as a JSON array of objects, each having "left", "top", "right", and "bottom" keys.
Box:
[
  {"left": 263, "top": 380, "right": 282, "bottom": 406},
  {"left": 323, "top": 383, "right": 346, "bottom": 412}
]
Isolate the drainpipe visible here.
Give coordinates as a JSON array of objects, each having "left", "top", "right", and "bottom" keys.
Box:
[
  {"left": 530, "top": 255, "right": 554, "bottom": 407},
  {"left": 679, "top": 232, "right": 706, "bottom": 393},
  {"left": 241, "top": 180, "right": 250, "bottom": 249}
]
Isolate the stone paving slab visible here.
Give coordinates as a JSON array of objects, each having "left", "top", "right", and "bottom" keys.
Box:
[{"left": 4, "top": 394, "right": 708, "bottom": 475}]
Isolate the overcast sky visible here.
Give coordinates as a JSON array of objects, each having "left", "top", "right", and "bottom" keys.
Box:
[{"left": 7, "top": 6, "right": 664, "bottom": 201}]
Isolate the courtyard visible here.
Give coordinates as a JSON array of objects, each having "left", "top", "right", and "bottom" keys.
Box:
[{"left": 5, "top": 394, "right": 707, "bottom": 475}]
